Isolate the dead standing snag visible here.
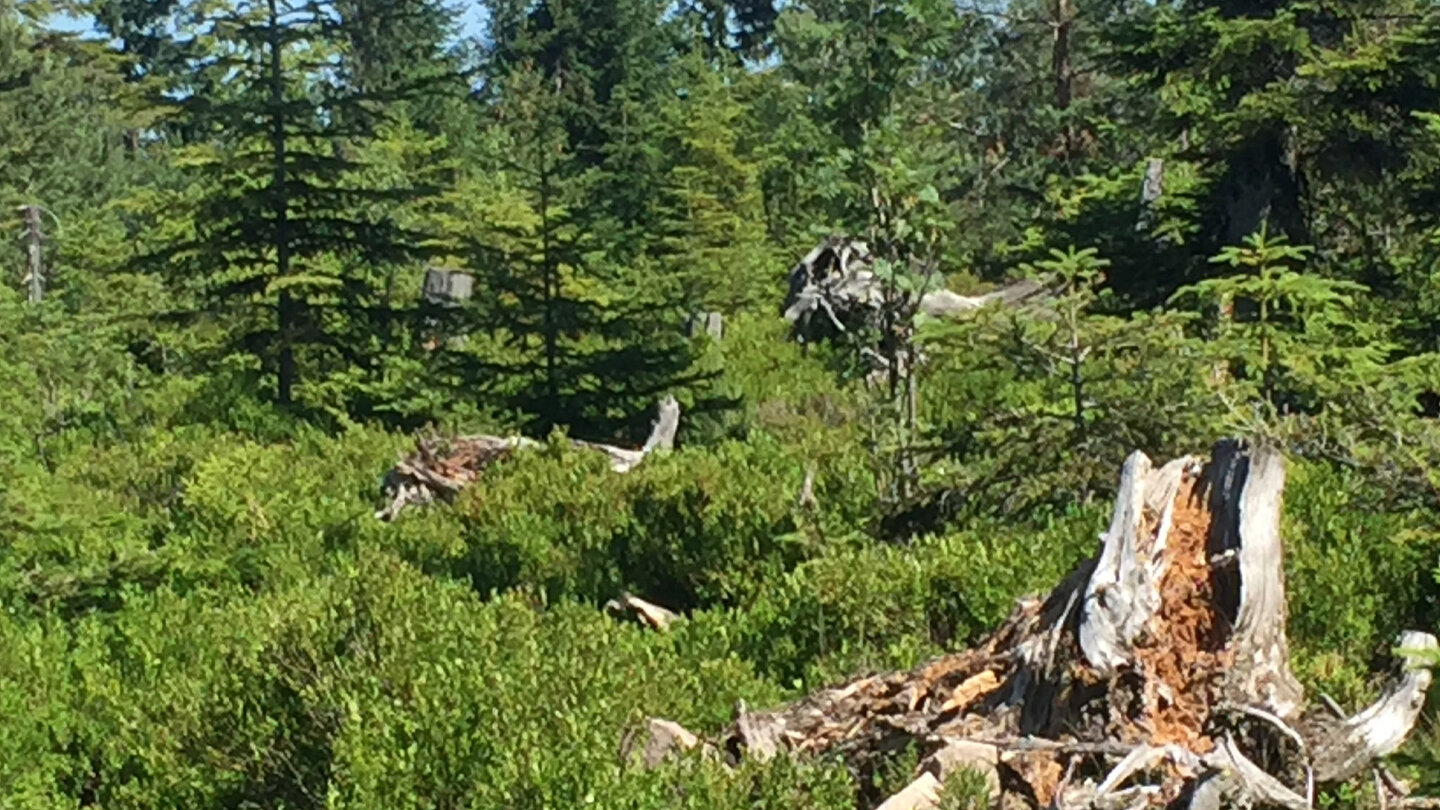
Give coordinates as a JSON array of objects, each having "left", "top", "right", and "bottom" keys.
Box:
[{"left": 631, "top": 441, "right": 1437, "bottom": 809}]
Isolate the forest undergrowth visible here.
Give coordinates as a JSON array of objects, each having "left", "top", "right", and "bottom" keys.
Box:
[{"left": 4, "top": 0, "right": 1440, "bottom": 806}]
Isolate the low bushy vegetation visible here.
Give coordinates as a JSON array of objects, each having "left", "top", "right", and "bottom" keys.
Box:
[
  {"left": 6, "top": 0, "right": 1440, "bottom": 806},
  {"left": 3, "top": 332, "right": 1437, "bottom": 806}
]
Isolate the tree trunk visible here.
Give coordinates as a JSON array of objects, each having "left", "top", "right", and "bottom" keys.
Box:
[
  {"left": 539, "top": 152, "right": 561, "bottom": 427},
  {"left": 1053, "top": 0, "right": 1074, "bottom": 157},
  {"left": 1221, "top": 137, "right": 1308, "bottom": 247},
  {"left": 268, "top": 0, "right": 296, "bottom": 405},
  {"left": 22, "top": 204, "right": 43, "bottom": 304}
]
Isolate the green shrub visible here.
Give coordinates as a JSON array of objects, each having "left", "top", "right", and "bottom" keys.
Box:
[
  {"left": 421, "top": 431, "right": 874, "bottom": 610},
  {"left": 700, "top": 506, "right": 1105, "bottom": 688},
  {"left": 1283, "top": 460, "right": 1440, "bottom": 702},
  {"left": 0, "top": 617, "right": 77, "bottom": 808},
  {"left": 0, "top": 547, "right": 865, "bottom": 809}
]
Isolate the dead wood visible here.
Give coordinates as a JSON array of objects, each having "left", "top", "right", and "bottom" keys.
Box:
[
  {"left": 1307, "top": 631, "right": 1437, "bottom": 783},
  {"left": 1078, "top": 452, "right": 1197, "bottom": 677},
  {"left": 604, "top": 593, "right": 679, "bottom": 631},
  {"left": 1219, "top": 443, "right": 1304, "bottom": 718},
  {"left": 375, "top": 396, "right": 681, "bottom": 521},
  {"left": 782, "top": 236, "right": 1055, "bottom": 347},
  {"left": 922, "top": 740, "right": 1002, "bottom": 798},
  {"left": 876, "top": 773, "right": 945, "bottom": 810},
  {"left": 422, "top": 266, "right": 474, "bottom": 306},
  {"left": 629, "top": 441, "right": 1438, "bottom": 809},
  {"left": 685, "top": 310, "right": 725, "bottom": 341},
  {"left": 619, "top": 718, "right": 709, "bottom": 768}
]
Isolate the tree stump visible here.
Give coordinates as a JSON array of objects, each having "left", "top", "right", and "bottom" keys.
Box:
[
  {"left": 631, "top": 441, "right": 1438, "bottom": 809},
  {"left": 374, "top": 396, "right": 681, "bottom": 521}
]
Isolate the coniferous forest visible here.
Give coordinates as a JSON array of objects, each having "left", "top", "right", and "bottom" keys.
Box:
[{"left": 4, "top": 0, "right": 1440, "bottom": 806}]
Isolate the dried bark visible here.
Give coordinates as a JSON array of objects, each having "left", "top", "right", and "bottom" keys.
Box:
[
  {"left": 1220, "top": 443, "right": 1304, "bottom": 718},
  {"left": 629, "top": 441, "right": 1438, "bottom": 809},
  {"left": 375, "top": 396, "right": 680, "bottom": 521},
  {"left": 1078, "top": 452, "right": 1197, "bottom": 676}
]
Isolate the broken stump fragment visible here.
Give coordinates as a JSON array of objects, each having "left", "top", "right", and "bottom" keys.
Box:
[
  {"left": 629, "top": 441, "right": 1438, "bottom": 809},
  {"left": 619, "top": 718, "right": 702, "bottom": 769},
  {"left": 375, "top": 396, "right": 681, "bottom": 521},
  {"left": 782, "top": 236, "right": 1055, "bottom": 347},
  {"left": 604, "top": 593, "right": 679, "bottom": 632}
]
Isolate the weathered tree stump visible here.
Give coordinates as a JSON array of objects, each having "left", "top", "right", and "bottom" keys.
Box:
[
  {"left": 631, "top": 441, "right": 1437, "bottom": 809},
  {"left": 422, "top": 266, "right": 475, "bottom": 306},
  {"left": 374, "top": 396, "right": 681, "bottom": 521},
  {"left": 684, "top": 310, "right": 725, "bottom": 341}
]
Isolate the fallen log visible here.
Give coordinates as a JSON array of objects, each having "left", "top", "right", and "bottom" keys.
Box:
[
  {"left": 630, "top": 440, "right": 1438, "bottom": 809},
  {"left": 375, "top": 396, "right": 681, "bottom": 521}
]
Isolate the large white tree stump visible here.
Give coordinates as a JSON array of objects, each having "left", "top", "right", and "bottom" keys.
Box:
[{"left": 630, "top": 441, "right": 1438, "bottom": 809}]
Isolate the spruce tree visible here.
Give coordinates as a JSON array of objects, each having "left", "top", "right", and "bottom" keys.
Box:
[
  {"left": 145, "top": 0, "right": 435, "bottom": 409},
  {"left": 88, "top": 0, "right": 194, "bottom": 84},
  {"left": 1, "top": 1, "right": 149, "bottom": 289},
  {"left": 1103, "top": 0, "right": 1440, "bottom": 286},
  {"left": 462, "top": 0, "right": 718, "bottom": 438},
  {"left": 482, "top": 0, "right": 679, "bottom": 244},
  {"left": 462, "top": 62, "right": 705, "bottom": 439},
  {"left": 652, "top": 52, "right": 773, "bottom": 312},
  {"left": 330, "top": 0, "right": 470, "bottom": 134}
]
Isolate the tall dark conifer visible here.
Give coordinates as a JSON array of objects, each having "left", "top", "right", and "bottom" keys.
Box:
[
  {"left": 1, "top": 1, "right": 143, "bottom": 275},
  {"left": 147, "top": 0, "right": 435, "bottom": 408},
  {"left": 330, "top": 0, "right": 470, "bottom": 134},
  {"left": 462, "top": 0, "right": 715, "bottom": 439},
  {"left": 1099, "top": 0, "right": 1440, "bottom": 309},
  {"left": 461, "top": 61, "right": 707, "bottom": 439},
  {"left": 88, "top": 0, "right": 192, "bottom": 81}
]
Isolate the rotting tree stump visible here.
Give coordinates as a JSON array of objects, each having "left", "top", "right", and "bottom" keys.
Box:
[
  {"left": 626, "top": 441, "right": 1438, "bottom": 809},
  {"left": 374, "top": 396, "right": 681, "bottom": 521}
]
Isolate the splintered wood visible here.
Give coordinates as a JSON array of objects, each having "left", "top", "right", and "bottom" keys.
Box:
[
  {"left": 782, "top": 236, "right": 1055, "bottom": 346},
  {"left": 604, "top": 593, "right": 679, "bottom": 632},
  {"left": 1128, "top": 476, "right": 1228, "bottom": 753},
  {"left": 629, "top": 441, "right": 1439, "bottom": 810},
  {"left": 375, "top": 396, "right": 681, "bottom": 521}
]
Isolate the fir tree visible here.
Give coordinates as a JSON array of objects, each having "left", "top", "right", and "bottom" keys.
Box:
[
  {"left": 652, "top": 52, "right": 774, "bottom": 312},
  {"left": 143, "top": 0, "right": 435, "bottom": 408},
  {"left": 330, "top": 0, "right": 471, "bottom": 135},
  {"left": 0, "top": 0, "right": 150, "bottom": 290},
  {"left": 461, "top": 62, "right": 706, "bottom": 439}
]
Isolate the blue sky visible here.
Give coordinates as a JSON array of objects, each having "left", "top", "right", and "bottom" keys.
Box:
[{"left": 47, "top": 3, "right": 492, "bottom": 44}]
